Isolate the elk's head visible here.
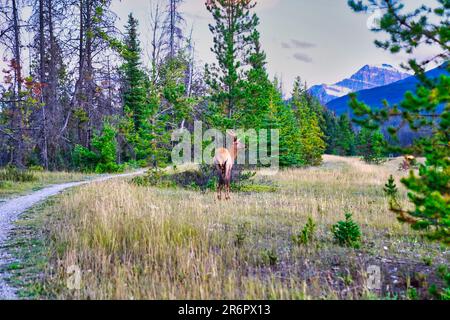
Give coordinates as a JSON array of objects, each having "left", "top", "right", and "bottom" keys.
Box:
[{"left": 228, "top": 130, "right": 245, "bottom": 152}]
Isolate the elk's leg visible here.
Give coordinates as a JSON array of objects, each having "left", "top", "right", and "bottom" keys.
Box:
[
  {"left": 217, "top": 182, "right": 223, "bottom": 200},
  {"left": 225, "top": 175, "right": 231, "bottom": 200}
]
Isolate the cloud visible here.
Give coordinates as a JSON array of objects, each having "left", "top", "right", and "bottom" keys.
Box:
[
  {"left": 293, "top": 53, "right": 312, "bottom": 63},
  {"left": 291, "top": 39, "right": 316, "bottom": 49},
  {"left": 281, "top": 39, "right": 316, "bottom": 50}
]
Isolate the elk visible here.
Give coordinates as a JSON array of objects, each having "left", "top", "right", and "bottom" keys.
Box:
[{"left": 213, "top": 130, "right": 244, "bottom": 200}]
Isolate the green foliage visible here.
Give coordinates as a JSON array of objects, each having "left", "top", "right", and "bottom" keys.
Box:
[
  {"left": 406, "top": 287, "right": 418, "bottom": 300},
  {"left": 235, "top": 222, "right": 250, "bottom": 247},
  {"left": 131, "top": 169, "right": 175, "bottom": 188},
  {"left": 332, "top": 213, "right": 362, "bottom": 248},
  {"left": 131, "top": 165, "right": 275, "bottom": 193},
  {"left": 322, "top": 109, "right": 340, "bottom": 155},
  {"left": 384, "top": 175, "right": 399, "bottom": 200},
  {"left": 73, "top": 123, "right": 122, "bottom": 173},
  {"left": 291, "top": 78, "right": 326, "bottom": 166},
  {"left": 335, "top": 115, "right": 356, "bottom": 156},
  {"left": 348, "top": 0, "right": 449, "bottom": 245},
  {"left": 356, "top": 127, "right": 386, "bottom": 164},
  {"left": 432, "top": 265, "right": 450, "bottom": 300},
  {"left": 263, "top": 85, "right": 304, "bottom": 167},
  {"left": 292, "top": 217, "right": 317, "bottom": 246},
  {"left": 260, "top": 248, "right": 278, "bottom": 266},
  {"left": 205, "top": 0, "right": 260, "bottom": 127},
  {"left": 0, "top": 165, "right": 37, "bottom": 182}
]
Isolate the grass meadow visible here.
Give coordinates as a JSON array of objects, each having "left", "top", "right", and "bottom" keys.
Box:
[
  {"left": 6, "top": 155, "right": 449, "bottom": 299},
  {"left": 0, "top": 169, "right": 95, "bottom": 199}
]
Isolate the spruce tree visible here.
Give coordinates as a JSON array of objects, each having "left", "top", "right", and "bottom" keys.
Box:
[
  {"left": 291, "top": 78, "right": 326, "bottom": 166},
  {"left": 335, "top": 114, "right": 356, "bottom": 156},
  {"left": 121, "top": 14, "right": 149, "bottom": 161},
  {"left": 263, "top": 83, "right": 302, "bottom": 167},
  {"left": 356, "top": 127, "right": 386, "bottom": 164},
  {"left": 205, "top": 0, "right": 259, "bottom": 128},
  {"left": 323, "top": 109, "right": 340, "bottom": 154}
]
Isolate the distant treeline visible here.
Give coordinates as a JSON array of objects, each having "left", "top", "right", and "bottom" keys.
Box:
[{"left": 0, "top": 0, "right": 385, "bottom": 172}]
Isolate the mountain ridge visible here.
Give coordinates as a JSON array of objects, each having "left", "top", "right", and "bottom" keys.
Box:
[
  {"left": 309, "top": 64, "right": 411, "bottom": 104},
  {"left": 325, "top": 63, "right": 449, "bottom": 116}
]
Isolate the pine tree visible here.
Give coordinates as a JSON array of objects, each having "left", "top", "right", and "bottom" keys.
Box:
[
  {"left": 291, "top": 78, "right": 326, "bottom": 166},
  {"left": 323, "top": 109, "right": 340, "bottom": 154},
  {"left": 263, "top": 84, "right": 302, "bottom": 167},
  {"left": 335, "top": 114, "right": 356, "bottom": 156},
  {"left": 205, "top": 0, "right": 260, "bottom": 128},
  {"left": 356, "top": 127, "right": 386, "bottom": 164},
  {"left": 121, "top": 14, "right": 149, "bottom": 161}
]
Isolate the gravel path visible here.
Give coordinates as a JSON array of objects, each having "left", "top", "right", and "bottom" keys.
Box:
[{"left": 0, "top": 170, "right": 145, "bottom": 300}]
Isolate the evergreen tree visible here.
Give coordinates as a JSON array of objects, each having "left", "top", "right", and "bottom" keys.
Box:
[
  {"left": 291, "top": 78, "right": 326, "bottom": 166},
  {"left": 263, "top": 84, "right": 302, "bottom": 167},
  {"left": 323, "top": 109, "right": 340, "bottom": 154},
  {"left": 121, "top": 14, "right": 149, "bottom": 161},
  {"left": 356, "top": 127, "right": 386, "bottom": 164},
  {"left": 335, "top": 114, "right": 356, "bottom": 156},
  {"left": 205, "top": 0, "right": 259, "bottom": 128}
]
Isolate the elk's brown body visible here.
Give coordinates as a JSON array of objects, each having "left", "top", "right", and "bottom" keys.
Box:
[{"left": 213, "top": 131, "right": 243, "bottom": 200}]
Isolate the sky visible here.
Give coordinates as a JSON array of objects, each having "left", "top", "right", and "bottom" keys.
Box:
[
  {"left": 0, "top": 0, "right": 440, "bottom": 94},
  {"left": 111, "top": 0, "right": 440, "bottom": 94}
]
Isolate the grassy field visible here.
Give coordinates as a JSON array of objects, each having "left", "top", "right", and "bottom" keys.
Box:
[
  {"left": 0, "top": 169, "right": 96, "bottom": 199},
  {"left": 6, "top": 155, "right": 449, "bottom": 299}
]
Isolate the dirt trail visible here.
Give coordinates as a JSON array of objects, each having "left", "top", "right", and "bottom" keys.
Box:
[{"left": 0, "top": 170, "right": 145, "bottom": 300}]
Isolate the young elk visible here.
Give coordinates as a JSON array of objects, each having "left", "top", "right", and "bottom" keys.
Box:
[{"left": 213, "top": 130, "right": 244, "bottom": 200}]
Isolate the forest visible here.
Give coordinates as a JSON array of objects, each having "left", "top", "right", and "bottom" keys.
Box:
[{"left": 0, "top": 0, "right": 387, "bottom": 173}]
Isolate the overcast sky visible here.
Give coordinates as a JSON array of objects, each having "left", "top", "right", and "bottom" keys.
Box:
[
  {"left": 1, "top": 0, "right": 440, "bottom": 94},
  {"left": 110, "top": 0, "right": 440, "bottom": 94}
]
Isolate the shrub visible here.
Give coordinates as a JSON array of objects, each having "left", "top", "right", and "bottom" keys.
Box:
[
  {"left": 384, "top": 175, "right": 399, "bottom": 199},
  {"left": 28, "top": 165, "right": 44, "bottom": 172},
  {"left": 72, "top": 123, "right": 123, "bottom": 173},
  {"left": 260, "top": 248, "right": 278, "bottom": 266},
  {"left": 332, "top": 213, "right": 361, "bottom": 248},
  {"left": 130, "top": 165, "right": 275, "bottom": 193},
  {"left": 0, "top": 165, "right": 37, "bottom": 182},
  {"left": 429, "top": 265, "right": 450, "bottom": 300},
  {"left": 292, "top": 217, "right": 316, "bottom": 246},
  {"left": 356, "top": 127, "right": 386, "bottom": 164},
  {"left": 131, "top": 169, "right": 175, "bottom": 188},
  {"left": 234, "top": 222, "right": 250, "bottom": 247}
]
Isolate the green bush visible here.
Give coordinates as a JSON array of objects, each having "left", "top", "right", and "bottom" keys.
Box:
[
  {"left": 0, "top": 165, "right": 37, "bottom": 182},
  {"left": 260, "top": 248, "right": 278, "bottom": 266},
  {"left": 356, "top": 128, "right": 386, "bottom": 164},
  {"left": 429, "top": 265, "right": 450, "bottom": 300},
  {"left": 331, "top": 213, "right": 362, "bottom": 248},
  {"left": 28, "top": 165, "right": 44, "bottom": 172},
  {"left": 72, "top": 123, "right": 123, "bottom": 173},
  {"left": 130, "top": 165, "right": 275, "bottom": 193},
  {"left": 292, "top": 217, "right": 316, "bottom": 246},
  {"left": 131, "top": 169, "right": 175, "bottom": 188}
]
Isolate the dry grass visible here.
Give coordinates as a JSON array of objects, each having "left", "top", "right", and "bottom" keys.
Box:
[
  {"left": 33, "top": 155, "right": 447, "bottom": 299},
  {"left": 0, "top": 170, "right": 95, "bottom": 199}
]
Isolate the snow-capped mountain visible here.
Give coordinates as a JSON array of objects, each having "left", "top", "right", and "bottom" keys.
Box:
[
  {"left": 326, "top": 63, "right": 448, "bottom": 116},
  {"left": 309, "top": 64, "right": 410, "bottom": 104}
]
